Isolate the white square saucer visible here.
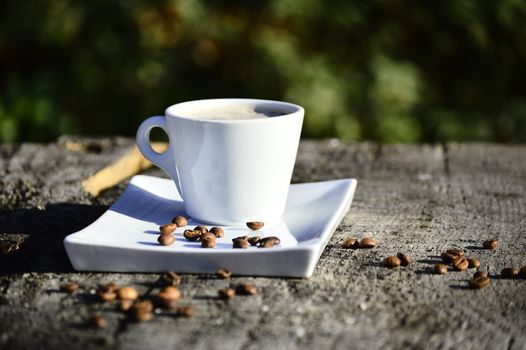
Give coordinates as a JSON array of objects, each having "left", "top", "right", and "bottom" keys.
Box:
[{"left": 64, "top": 175, "right": 357, "bottom": 278}]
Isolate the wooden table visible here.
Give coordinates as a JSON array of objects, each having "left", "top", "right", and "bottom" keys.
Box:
[{"left": 1, "top": 137, "right": 525, "bottom": 349}]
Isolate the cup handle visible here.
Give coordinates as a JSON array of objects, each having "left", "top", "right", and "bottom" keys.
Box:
[{"left": 136, "top": 116, "right": 183, "bottom": 197}]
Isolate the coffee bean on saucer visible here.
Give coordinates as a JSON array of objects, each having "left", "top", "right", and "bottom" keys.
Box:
[
  {"left": 236, "top": 283, "right": 256, "bottom": 295},
  {"left": 259, "top": 236, "right": 280, "bottom": 248},
  {"left": 247, "top": 222, "right": 264, "bottom": 230},
  {"left": 248, "top": 236, "right": 261, "bottom": 246},
  {"left": 60, "top": 282, "right": 80, "bottom": 294},
  {"left": 396, "top": 253, "right": 411, "bottom": 266},
  {"left": 470, "top": 276, "right": 490, "bottom": 289},
  {"left": 183, "top": 229, "right": 201, "bottom": 241},
  {"left": 216, "top": 268, "right": 232, "bottom": 279},
  {"left": 473, "top": 271, "right": 487, "bottom": 279},
  {"left": 468, "top": 258, "right": 480, "bottom": 268},
  {"left": 218, "top": 288, "right": 236, "bottom": 300},
  {"left": 90, "top": 315, "right": 107, "bottom": 328},
  {"left": 159, "top": 223, "right": 177, "bottom": 235},
  {"left": 233, "top": 236, "right": 249, "bottom": 249},
  {"left": 453, "top": 258, "right": 469, "bottom": 271},
  {"left": 341, "top": 238, "right": 358, "bottom": 249},
  {"left": 172, "top": 216, "right": 188, "bottom": 227},
  {"left": 201, "top": 233, "right": 216, "bottom": 248},
  {"left": 210, "top": 227, "right": 224, "bottom": 238},
  {"left": 358, "top": 237, "right": 376, "bottom": 249},
  {"left": 483, "top": 239, "right": 498, "bottom": 250},
  {"left": 383, "top": 256, "right": 401, "bottom": 268},
  {"left": 501, "top": 267, "right": 519, "bottom": 279},
  {"left": 158, "top": 234, "right": 176, "bottom": 246},
  {"left": 194, "top": 226, "right": 208, "bottom": 234}
]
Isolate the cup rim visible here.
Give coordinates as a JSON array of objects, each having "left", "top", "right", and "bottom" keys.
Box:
[{"left": 165, "top": 98, "right": 304, "bottom": 123}]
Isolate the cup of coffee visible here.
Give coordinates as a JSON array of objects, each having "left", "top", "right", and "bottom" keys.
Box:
[{"left": 136, "top": 98, "right": 304, "bottom": 225}]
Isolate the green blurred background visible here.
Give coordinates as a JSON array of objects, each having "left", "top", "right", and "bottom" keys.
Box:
[{"left": 1, "top": 0, "right": 525, "bottom": 143}]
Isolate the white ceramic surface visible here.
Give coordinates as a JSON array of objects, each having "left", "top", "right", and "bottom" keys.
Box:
[
  {"left": 136, "top": 99, "right": 304, "bottom": 225},
  {"left": 64, "top": 175, "right": 357, "bottom": 278}
]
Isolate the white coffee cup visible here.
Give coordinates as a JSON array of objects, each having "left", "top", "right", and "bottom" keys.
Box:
[{"left": 136, "top": 98, "right": 304, "bottom": 225}]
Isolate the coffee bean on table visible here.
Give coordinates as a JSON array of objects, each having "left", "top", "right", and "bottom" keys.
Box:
[
  {"left": 248, "top": 236, "right": 261, "bottom": 246},
  {"left": 259, "top": 236, "right": 280, "bottom": 248},
  {"left": 247, "top": 222, "right": 264, "bottom": 230},
  {"left": 101, "top": 282, "right": 118, "bottom": 293},
  {"left": 162, "top": 272, "right": 181, "bottom": 287},
  {"left": 90, "top": 315, "right": 107, "bottom": 328},
  {"left": 236, "top": 283, "right": 257, "bottom": 295},
  {"left": 194, "top": 226, "right": 208, "bottom": 234},
  {"left": 172, "top": 215, "right": 188, "bottom": 227},
  {"left": 468, "top": 258, "right": 480, "bottom": 268},
  {"left": 446, "top": 249, "right": 464, "bottom": 257},
  {"left": 158, "top": 234, "right": 176, "bottom": 246},
  {"left": 159, "top": 223, "right": 177, "bottom": 235},
  {"left": 177, "top": 306, "right": 193, "bottom": 317},
  {"left": 453, "top": 258, "right": 469, "bottom": 271},
  {"left": 501, "top": 267, "right": 519, "bottom": 279},
  {"left": 118, "top": 300, "right": 133, "bottom": 312},
  {"left": 473, "top": 271, "right": 488, "bottom": 279},
  {"left": 98, "top": 291, "right": 117, "bottom": 302},
  {"left": 383, "top": 256, "right": 401, "bottom": 268},
  {"left": 519, "top": 266, "right": 526, "bottom": 279},
  {"left": 210, "top": 227, "right": 224, "bottom": 238},
  {"left": 482, "top": 239, "right": 498, "bottom": 250},
  {"left": 183, "top": 229, "right": 201, "bottom": 241},
  {"left": 441, "top": 252, "right": 461, "bottom": 265},
  {"left": 155, "top": 286, "right": 181, "bottom": 309},
  {"left": 434, "top": 263, "right": 448, "bottom": 275},
  {"left": 130, "top": 300, "right": 154, "bottom": 321},
  {"left": 216, "top": 269, "right": 232, "bottom": 279},
  {"left": 233, "top": 236, "right": 249, "bottom": 249},
  {"left": 470, "top": 276, "right": 490, "bottom": 289},
  {"left": 60, "top": 282, "right": 80, "bottom": 294},
  {"left": 358, "top": 237, "right": 376, "bottom": 249},
  {"left": 117, "top": 286, "right": 139, "bottom": 301},
  {"left": 341, "top": 238, "right": 358, "bottom": 249},
  {"left": 201, "top": 233, "right": 216, "bottom": 248},
  {"left": 396, "top": 253, "right": 411, "bottom": 266},
  {"left": 218, "top": 288, "right": 236, "bottom": 300}
]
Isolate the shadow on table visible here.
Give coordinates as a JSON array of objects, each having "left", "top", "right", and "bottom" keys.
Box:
[{"left": 0, "top": 203, "right": 108, "bottom": 275}]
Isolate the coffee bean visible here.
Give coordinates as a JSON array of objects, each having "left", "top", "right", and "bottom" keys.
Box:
[
  {"left": 441, "top": 252, "right": 462, "bottom": 265},
  {"left": 201, "top": 232, "right": 216, "bottom": 248},
  {"left": 446, "top": 249, "right": 464, "bottom": 257},
  {"left": 467, "top": 258, "right": 480, "bottom": 268},
  {"left": 434, "top": 263, "right": 448, "bottom": 275},
  {"left": 177, "top": 306, "right": 193, "bottom": 317},
  {"left": 2, "top": 241, "right": 20, "bottom": 255},
  {"left": 159, "top": 223, "right": 177, "bottom": 235},
  {"left": 358, "top": 237, "right": 376, "bottom": 249},
  {"left": 216, "top": 269, "right": 232, "bottom": 279},
  {"left": 383, "top": 256, "right": 401, "bottom": 268},
  {"left": 470, "top": 276, "right": 490, "bottom": 289},
  {"left": 482, "top": 239, "right": 498, "bottom": 250},
  {"left": 396, "top": 253, "right": 411, "bottom": 266},
  {"left": 453, "top": 258, "right": 469, "bottom": 271},
  {"left": 183, "top": 229, "right": 201, "bottom": 241},
  {"left": 172, "top": 215, "right": 188, "bottom": 227},
  {"left": 501, "top": 267, "right": 519, "bottom": 279},
  {"left": 218, "top": 288, "right": 236, "bottom": 300},
  {"left": 473, "top": 271, "right": 488, "bottom": 279},
  {"left": 133, "top": 300, "right": 154, "bottom": 312},
  {"left": 341, "top": 238, "right": 358, "bottom": 249},
  {"left": 162, "top": 272, "right": 181, "bottom": 287},
  {"left": 232, "top": 236, "right": 249, "bottom": 249},
  {"left": 60, "top": 282, "right": 80, "bottom": 294},
  {"left": 194, "top": 226, "right": 208, "bottom": 234},
  {"left": 130, "top": 300, "right": 154, "bottom": 321},
  {"left": 248, "top": 236, "right": 261, "bottom": 246},
  {"left": 117, "top": 286, "right": 139, "bottom": 301},
  {"left": 236, "top": 283, "right": 257, "bottom": 295},
  {"left": 247, "top": 221, "right": 264, "bottom": 230},
  {"left": 118, "top": 300, "right": 133, "bottom": 312},
  {"left": 90, "top": 315, "right": 107, "bottom": 328},
  {"left": 98, "top": 291, "right": 117, "bottom": 302},
  {"left": 210, "top": 227, "right": 224, "bottom": 238},
  {"left": 259, "top": 236, "right": 281, "bottom": 248},
  {"left": 158, "top": 234, "right": 175, "bottom": 246},
  {"left": 520, "top": 266, "right": 526, "bottom": 279},
  {"left": 155, "top": 286, "right": 181, "bottom": 309},
  {"left": 101, "top": 282, "right": 118, "bottom": 293}
]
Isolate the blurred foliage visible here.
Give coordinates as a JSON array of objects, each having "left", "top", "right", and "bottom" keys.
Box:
[{"left": 0, "top": 0, "right": 525, "bottom": 143}]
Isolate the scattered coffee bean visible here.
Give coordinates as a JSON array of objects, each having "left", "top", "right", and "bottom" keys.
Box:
[
  {"left": 236, "top": 283, "right": 257, "bottom": 295},
  {"left": 520, "top": 266, "right": 526, "bottom": 279},
  {"left": 341, "top": 238, "right": 358, "bottom": 249},
  {"left": 177, "top": 306, "right": 193, "bottom": 317},
  {"left": 358, "top": 237, "right": 376, "bottom": 249},
  {"left": 60, "top": 282, "right": 80, "bottom": 294},
  {"left": 467, "top": 258, "right": 480, "bottom": 268},
  {"left": 98, "top": 291, "right": 117, "bottom": 302},
  {"left": 155, "top": 286, "right": 181, "bottom": 309},
  {"left": 118, "top": 300, "right": 133, "bottom": 312},
  {"left": 201, "top": 232, "right": 216, "bottom": 248},
  {"left": 172, "top": 215, "right": 188, "bottom": 227},
  {"left": 483, "top": 239, "right": 498, "bottom": 250},
  {"left": 259, "top": 236, "right": 281, "bottom": 248},
  {"left": 247, "top": 221, "right": 264, "bottom": 230},
  {"left": 470, "top": 276, "right": 490, "bottom": 289},
  {"left": 216, "top": 269, "right": 232, "bottom": 279},
  {"left": 453, "top": 258, "right": 469, "bottom": 271},
  {"left": 210, "top": 227, "right": 224, "bottom": 238},
  {"left": 117, "top": 286, "right": 139, "bottom": 301},
  {"left": 218, "top": 288, "right": 236, "bottom": 300},
  {"left": 441, "top": 252, "right": 461, "bottom": 265},
  {"left": 158, "top": 234, "right": 176, "bottom": 246},
  {"left": 501, "top": 267, "right": 519, "bottom": 279},
  {"left": 194, "top": 226, "right": 208, "bottom": 234},
  {"left": 183, "top": 229, "right": 201, "bottom": 241},
  {"left": 101, "top": 282, "right": 118, "bottom": 293},
  {"left": 248, "top": 236, "right": 261, "bottom": 246},
  {"left": 446, "top": 249, "right": 464, "bottom": 257},
  {"left": 2, "top": 241, "right": 20, "bottom": 255},
  {"left": 397, "top": 253, "right": 411, "bottom": 266},
  {"left": 162, "top": 272, "right": 181, "bottom": 287},
  {"left": 233, "top": 236, "right": 249, "bottom": 249},
  {"left": 473, "top": 271, "right": 488, "bottom": 279},
  {"left": 383, "top": 256, "right": 401, "bottom": 268},
  {"left": 129, "top": 300, "right": 154, "bottom": 321},
  {"left": 133, "top": 300, "right": 154, "bottom": 312},
  {"left": 159, "top": 223, "right": 177, "bottom": 235},
  {"left": 90, "top": 315, "right": 107, "bottom": 328},
  {"left": 434, "top": 263, "right": 448, "bottom": 275}
]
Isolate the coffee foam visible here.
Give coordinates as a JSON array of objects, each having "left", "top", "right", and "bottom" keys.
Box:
[{"left": 183, "top": 105, "right": 283, "bottom": 120}]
